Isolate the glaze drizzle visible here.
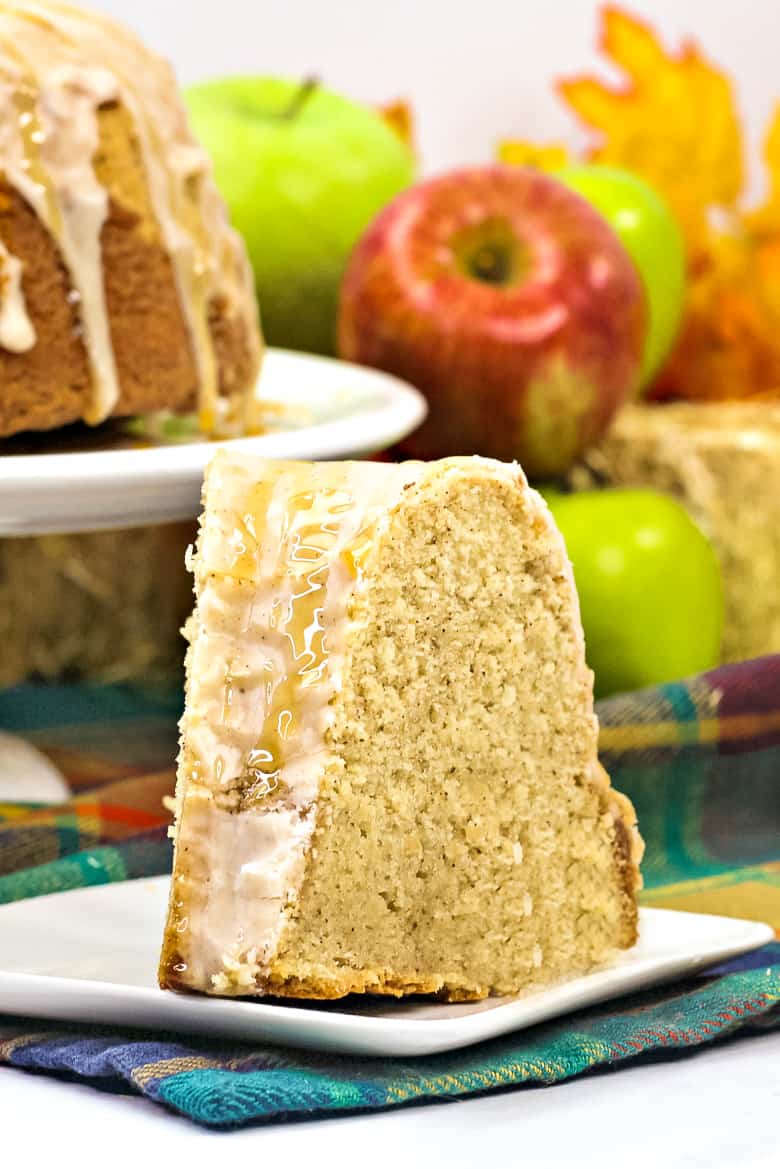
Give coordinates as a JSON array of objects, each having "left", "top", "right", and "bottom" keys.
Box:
[{"left": 0, "top": 1, "right": 259, "bottom": 431}]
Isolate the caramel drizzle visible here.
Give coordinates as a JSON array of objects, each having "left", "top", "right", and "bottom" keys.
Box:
[
  {"left": 9, "top": 77, "right": 61, "bottom": 230},
  {"left": 43, "top": 0, "right": 219, "bottom": 428},
  {"left": 0, "top": 1, "right": 258, "bottom": 430},
  {"left": 0, "top": 10, "right": 120, "bottom": 420},
  {"left": 227, "top": 475, "right": 355, "bottom": 810},
  {"left": 49, "top": 0, "right": 263, "bottom": 431}
]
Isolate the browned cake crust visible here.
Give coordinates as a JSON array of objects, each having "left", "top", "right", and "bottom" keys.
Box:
[
  {"left": 1, "top": 179, "right": 87, "bottom": 436},
  {"left": 0, "top": 2, "right": 261, "bottom": 438},
  {"left": 0, "top": 105, "right": 257, "bottom": 437},
  {"left": 608, "top": 781, "right": 644, "bottom": 948}
]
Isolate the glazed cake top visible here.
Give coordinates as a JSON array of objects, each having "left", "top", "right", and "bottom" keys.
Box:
[{"left": 0, "top": 0, "right": 260, "bottom": 431}]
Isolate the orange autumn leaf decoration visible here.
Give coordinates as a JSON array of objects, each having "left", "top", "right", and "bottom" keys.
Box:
[
  {"left": 655, "top": 227, "right": 780, "bottom": 403},
  {"left": 378, "top": 100, "right": 416, "bottom": 152},
  {"left": 500, "top": 5, "right": 780, "bottom": 401},
  {"left": 558, "top": 7, "right": 743, "bottom": 247},
  {"left": 498, "top": 140, "right": 569, "bottom": 171}
]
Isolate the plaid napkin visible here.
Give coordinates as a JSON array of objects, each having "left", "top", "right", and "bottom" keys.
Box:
[{"left": 0, "top": 658, "right": 778, "bottom": 1128}]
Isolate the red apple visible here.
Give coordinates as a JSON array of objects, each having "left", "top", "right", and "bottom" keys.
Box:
[{"left": 338, "top": 165, "right": 646, "bottom": 477}]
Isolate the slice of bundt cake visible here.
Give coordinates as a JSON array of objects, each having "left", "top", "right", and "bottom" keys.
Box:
[
  {"left": 0, "top": 0, "right": 261, "bottom": 438},
  {"left": 159, "top": 453, "right": 642, "bottom": 1001}
]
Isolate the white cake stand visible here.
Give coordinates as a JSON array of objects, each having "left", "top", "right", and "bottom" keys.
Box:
[{"left": 0, "top": 348, "right": 427, "bottom": 536}]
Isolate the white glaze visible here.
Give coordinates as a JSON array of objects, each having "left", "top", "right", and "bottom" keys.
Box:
[{"left": 175, "top": 454, "right": 429, "bottom": 989}]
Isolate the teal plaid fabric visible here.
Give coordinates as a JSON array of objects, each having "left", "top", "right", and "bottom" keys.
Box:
[
  {"left": 0, "top": 658, "right": 778, "bottom": 1128},
  {"left": 1, "top": 948, "right": 778, "bottom": 1127}
]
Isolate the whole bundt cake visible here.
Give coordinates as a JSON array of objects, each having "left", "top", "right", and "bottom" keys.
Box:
[{"left": 0, "top": 0, "right": 262, "bottom": 438}]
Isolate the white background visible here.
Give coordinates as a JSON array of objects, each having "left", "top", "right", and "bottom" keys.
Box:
[
  {"left": 89, "top": 0, "right": 780, "bottom": 197},
  {"left": 3, "top": 2, "right": 780, "bottom": 1151}
]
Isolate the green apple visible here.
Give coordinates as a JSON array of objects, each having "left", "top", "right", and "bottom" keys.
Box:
[
  {"left": 540, "top": 487, "right": 722, "bottom": 697},
  {"left": 186, "top": 77, "right": 415, "bottom": 355},
  {"left": 554, "top": 165, "right": 686, "bottom": 388}
]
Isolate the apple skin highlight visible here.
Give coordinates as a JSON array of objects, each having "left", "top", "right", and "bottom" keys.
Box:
[
  {"left": 338, "top": 165, "right": 646, "bottom": 478},
  {"left": 554, "top": 164, "right": 686, "bottom": 389}
]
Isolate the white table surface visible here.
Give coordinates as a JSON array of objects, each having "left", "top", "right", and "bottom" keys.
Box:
[{"left": 2, "top": 1029, "right": 778, "bottom": 1166}]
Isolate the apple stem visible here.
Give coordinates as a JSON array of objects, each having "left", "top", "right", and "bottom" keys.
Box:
[{"left": 279, "top": 76, "right": 320, "bottom": 120}]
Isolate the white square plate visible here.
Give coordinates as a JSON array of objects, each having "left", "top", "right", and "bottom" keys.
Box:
[{"left": 0, "top": 877, "right": 772, "bottom": 1057}]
